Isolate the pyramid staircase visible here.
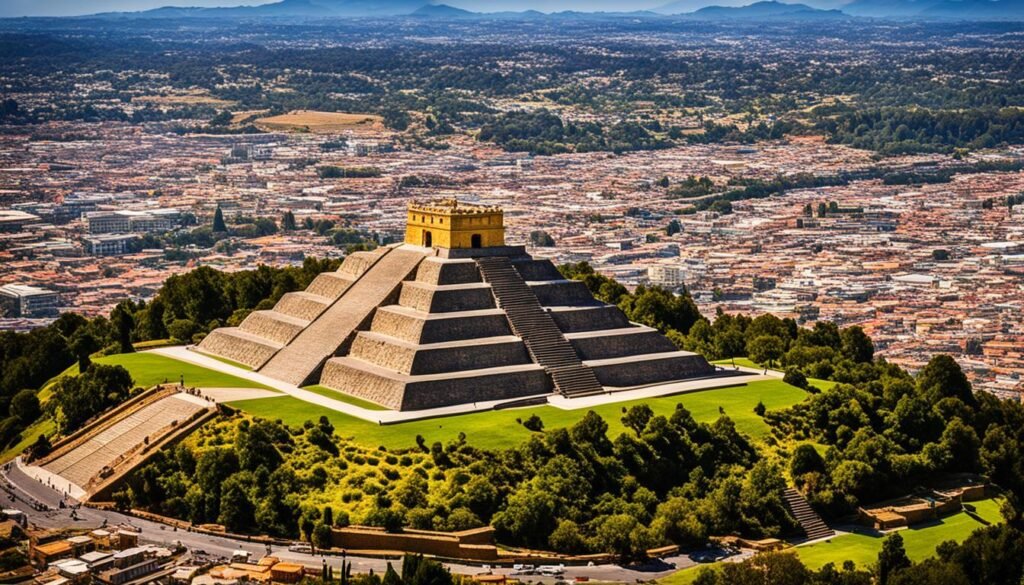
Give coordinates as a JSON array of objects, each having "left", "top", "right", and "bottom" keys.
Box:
[
  {"left": 783, "top": 487, "right": 835, "bottom": 541},
  {"left": 476, "top": 256, "right": 604, "bottom": 397}
]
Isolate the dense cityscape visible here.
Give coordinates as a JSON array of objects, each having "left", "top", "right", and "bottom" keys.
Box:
[{"left": 2, "top": 6, "right": 1024, "bottom": 585}]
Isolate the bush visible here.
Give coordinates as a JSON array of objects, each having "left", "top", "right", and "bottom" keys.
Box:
[
  {"left": 783, "top": 368, "right": 809, "bottom": 389},
  {"left": 522, "top": 414, "right": 544, "bottom": 432}
]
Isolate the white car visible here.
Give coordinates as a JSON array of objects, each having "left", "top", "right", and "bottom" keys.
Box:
[
  {"left": 538, "top": 565, "right": 565, "bottom": 576},
  {"left": 288, "top": 542, "right": 313, "bottom": 554}
]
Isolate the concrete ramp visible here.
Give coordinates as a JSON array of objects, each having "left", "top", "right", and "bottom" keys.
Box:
[{"left": 258, "top": 246, "right": 428, "bottom": 386}]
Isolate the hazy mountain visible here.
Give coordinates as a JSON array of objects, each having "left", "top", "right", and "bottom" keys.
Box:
[
  {"left": 842, "top": 0, "right": 1024, "bottom": 19},
  {"left": 681, "top": 0, "right": 847, "bottom": 19},
  {"left": 411, "top": 3, "right": 476, "bottom": 17},
  {"left": 111, "top": 0, "right": 430, "bottom": 18}
]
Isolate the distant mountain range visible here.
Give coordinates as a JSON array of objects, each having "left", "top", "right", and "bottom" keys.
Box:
[
  {"left": 842, "top": 0, "right": 1024, "bottom": 19},
  {"left": 671, "top": 0, "right": 847, "bottom": 19},
  {"left": 81, "top": 0, "right": 1024, "bottom": 21}
]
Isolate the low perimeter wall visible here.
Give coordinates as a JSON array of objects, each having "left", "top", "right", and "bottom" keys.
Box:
[{"left": 330, "top": 526, "right": 499, "bottom": 561}]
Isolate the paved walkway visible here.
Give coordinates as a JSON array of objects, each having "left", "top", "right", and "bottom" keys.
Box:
[
  {"left": 151, "top": 346, "right": 772, "bottom": 423},
  {"left": 151, "top": 346, "right": 548, "bottom": 424},
  {"left": 547, "top": 370, "right": 768, "bottom": 410}
]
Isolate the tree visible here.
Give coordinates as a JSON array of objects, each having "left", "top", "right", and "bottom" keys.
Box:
[
  {"left": 841, "top": 326, "right": 874, "bottom": 363},
  {"left": 168, "top": 319, "right": 198, "bottom": 342},
  {"left": 916, "top": 354, "right": 974, "bottom": 406},
  {"left": 10, "top": 389, "right": 40, "bottom": 424},
  {"left": 877, "top": 532, "right": 911, "bottom": 585},
  {"left": 748, "top": 335, "right": 785, "bottom": 369},
  {"left": 213, "top": 205, "right": 227, "bottom": 233},
  {"left": 111, "top": 303, "right": 135, "bottom": 354},
  {"left": 70, "top": 329, "right": 100, "bottom": 372},
  {"left": 218, "top": 478, "right": 255, "bottom": 532},
  {"left": 282, "top": 210, "right": 297, "bottom": 231},
  {"left": 783, "top": 368, "right": 808, "bottom": 389},
  {"left": 622, "top": 404, "right": 654, "bottom": 434},
  {"left": 790, "top": 444, "right": 825, "bottom": 478},
  {"left": 312, "top": 523, "right": 333, "bottom": 550}
]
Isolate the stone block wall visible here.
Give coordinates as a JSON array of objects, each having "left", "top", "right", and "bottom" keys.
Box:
[
  {"left": 349, "top": 333, "right": 532, "bottom": 375},
  {"left": 371, "top": 307, "right": 513, "bottom": 344},
  {"left": 239, "top": 310, "right": 306, "bottom": 345},
  {"left": 512, "top": 258, "right": 564, "bottom": 281},
  {"left": 415, "top": 258, "right": 481, "bottom": 285},
  {"left": 329, "top": 526, "right": 498, "bottom": 561},
  {"left": 550, "top": 306, "right": 632, "bottom": 332},
  {"left": 274, "top": 292, "right": 329, "bottom": 321},
  {"left": 198, "top": 329, "right": 279, "bottom": 369},
  {"left": 569, "top": 329, "right": 677, "bottom": 361},
  {"left": 590, "top": 353, "right": 715, "bottom": 387},
  {"left": 398, "top": 282, "right": 496, "bottom": 313},
  {"left": 530, "top": 280, "right": 601, "bottom": 307},
  {"left": 304, "top": 272, "right": 354, "bottom": 299}
]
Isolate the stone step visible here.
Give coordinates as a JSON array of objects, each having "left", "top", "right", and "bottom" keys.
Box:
[
  {"left": 476, "top": 256, "right": 603, "bottom": 397},
  {"left": 783, "top": 488, "right": 835, "bottom": 540}
]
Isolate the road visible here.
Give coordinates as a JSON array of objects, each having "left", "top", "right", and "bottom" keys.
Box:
[{"left": 0, "top": 459, "right": 719, "bottom": 583}]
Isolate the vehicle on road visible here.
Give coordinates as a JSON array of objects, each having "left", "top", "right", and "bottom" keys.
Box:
[
  {"left": 538, "top": 565, "right": 565, "bottom": 576},
  {"left": 288, "top": 542, "right": 313, "bottom": 554}
]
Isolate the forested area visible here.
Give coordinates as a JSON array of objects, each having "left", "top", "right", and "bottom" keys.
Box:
[
  {"left": 4, "top": 19, "right": 1024, "bottom": 155},
  {"left": 0, "top": 258, "right": 341, "bottom": 446},
  {"left": 63, "top": 260, "right": 1021, "bottom": 573}
]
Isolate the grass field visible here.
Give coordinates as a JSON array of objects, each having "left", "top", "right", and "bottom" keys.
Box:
[
  {"left": 92, "top": 353, "right": 275, "bottom": 391},
  {"left": 711, "top": 359, "right": 838, "bottom": 391},
  {"left": 797, "top": 498, "right": 1004, "bottom": 570},
  {"left": 660, "top": 498, "right": 1005, "bottom": 584},
  {"left": 256, "top": 110, "right": 384, "bottom": 133},
  {"left": 230, "top": 378, "right": 807, "bottom": 450}
]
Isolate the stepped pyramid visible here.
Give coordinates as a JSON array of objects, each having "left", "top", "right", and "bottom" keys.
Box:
[{"left": 199, "top": 198, "right": 717, "bottom": 410}]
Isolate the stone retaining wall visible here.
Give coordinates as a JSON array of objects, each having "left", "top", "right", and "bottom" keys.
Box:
[
  {"left": 329, "top": 526, "right": 498, "bottom": 561},
  {"left": 530, "top": 280, "right": 597, "bottom": 307},
  {"left": 198, "top": 329, "right": 279, "bottom": 369},
  {"left": 398, "top": 282, "right": 495, "bottom": 313},
  {"left": 415, "top": 258, "right": 481, "bottom": 285},
  {"left": 349, "top": 333, "right": 532, "bottom": 375},
  {"left": 512, "top": 259, "right": 564, "bottom": 281},
  {"left": 275, "top": 292, "right": 329, "bottom": 321},
  {"left": 569, "top": 329, "right": 676, "bottom": 361},
  {"left": 549, "top": 306, "right": 632, "bottom": 333},
  {"left": 304, "top": 273, "right": 354, "bottom": 300},
  {"left": 591, "top": 354, "right": 715, "bottom": 387},
  {"left": 239, "top": 310, "right": 307, "bottom": 345},
  {"left": 370, "top": 308, "right": 512, "bottom": 344}
]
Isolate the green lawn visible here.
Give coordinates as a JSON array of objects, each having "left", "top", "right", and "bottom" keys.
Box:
[
  {"left": 93, "top": 353, "right": 275, "bottom": 391},
  {"left": 661, "top": 498, "right": 1004, "bottom": 584},
  {"left": 303, "top": 385, "right": 388, "bottom": 410},
  {"left": 230, "top": 378, "right": 807, "bottom": 450},
  {"left": 797, "top": 498, "right": 1004, "bottom": 570},
  {"left": 712, "top": 359, "right": 837, "bottom": 391}
]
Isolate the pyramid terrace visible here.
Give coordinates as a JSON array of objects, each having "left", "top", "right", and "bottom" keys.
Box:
[{"left": 197, "top": 199, "right": 735, "bottom": 411}]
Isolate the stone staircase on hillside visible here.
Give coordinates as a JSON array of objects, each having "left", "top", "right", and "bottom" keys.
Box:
[
  {"left": 475, "top": 256, "right": 604, "bottom": 397},
  {"left": 783, "top": 487, "right": 835, "bottom": 541}
]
